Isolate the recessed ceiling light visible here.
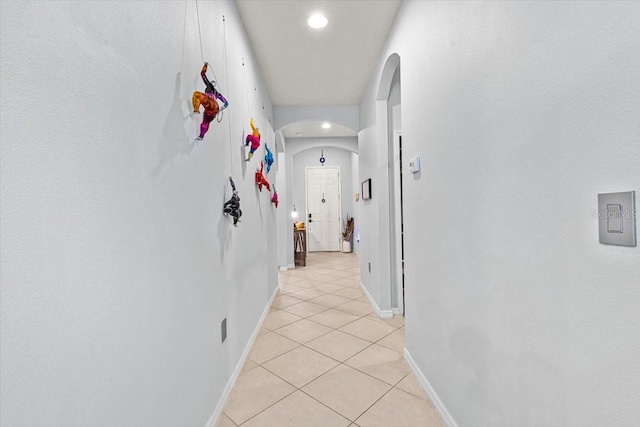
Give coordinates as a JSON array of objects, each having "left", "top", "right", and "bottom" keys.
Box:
[
  {"left": 321, "top": 123, "right": 332, "bottom": 129},
  {"left": 308, "top": 14, "right": 328, "bottom": 29}
]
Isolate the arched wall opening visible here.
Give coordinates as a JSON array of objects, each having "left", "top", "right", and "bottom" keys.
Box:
[
  {"left": 277, "top": 135, "right": 359, "bottom": 269},
  {"left": 369, "top": 52, "right": 402, "bottom": 316}
]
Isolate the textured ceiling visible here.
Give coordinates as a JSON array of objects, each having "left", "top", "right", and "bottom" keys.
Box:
[{"left": 236, "top": 0, "right": 402, "bottom": 107}]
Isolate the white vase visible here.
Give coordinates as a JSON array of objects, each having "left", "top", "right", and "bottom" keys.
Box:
[{"left": 342, "top": 240, "right": 352, "bottom": 253}]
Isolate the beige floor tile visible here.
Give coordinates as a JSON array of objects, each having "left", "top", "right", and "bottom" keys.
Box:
[
  {"left": 330, "top": 263, "right": 356, "bottom": 270},
  {"left": 332, "top": 287, "right": 364, "bottom": 299},
  {"left": 339, "top": 317, "right": 397, "bottom": 343},
  {"left": 336, "top": 300, "right": 374, "bottom": 316},
  {"left": 278, "top": 283, "right": 305, "bottom": 294},
  {"left": 307, "top": 308, "right": 362, "bottom": 329},
  {"left": 355, "top": 388, "right": 444, "bottom": 427},
  {"left": 223, "top": 366, "right": 296, "bottom": 425},
  {"left": 242, "top": 390, "right": 351, "bottom": 427},
  {"left": 215, "top": 413, "right": 237, "bottom": 427},
  {"left": 312, "top": 274, "right": 344, "bottom": 283},
  {"left": 323, "top": 269, "right": 348, "bottom": 277},
  {"left": 262, "top": 310, "right": 303, "bottom": 330},
  {"left": 310, "top": 294, "right": 352, "bottom": 308},
  {"left": 272, "top": 295, "right": 305, "bottom": 309},
  {"left": 289, "top": 279, "right": 318, "bottom": 289},
  {"left": 396, "top": 372, "right": 429, "bottom": 400},
  {"left": 289, "top": 288, "right": 326, "bottom": 300},
  {"left": 281, "top": 301, "right": 330, "bottom": 318},
  {"left": 278, "top": 275, "right": 302, "bottom": 284},
  {"left": 367, "top": 312, "right": 404, "bottom": 329},
  {"left": 345, "top": 344, "right": 410, "bottom": 385},
  {"left": 305, "top": 330, "right": 371, "bottom": 362},
  {"left": 343, "top": 283, "right": 362, "bottom": 289},
  {"left": 274, "top": 319, "right": 333, "bottom": 344},
  {"left": 289, "top": 269, "right": 321, "bottom": 278},
  {"left": 257, "top": 328, "right": 269, "bottom": 337},
  {"left": 333, "top": 278, "right": 362, "bottom": 287},
  {"left": 241, "top": 359, "right": 259, "bottom": 373},
  {"left": 248, "top": 332, "right": 299, "bottom": 364},
  {"left": 367, "top": 313, "right": 405, "bottom": 328},
  {"left": 302, "top": 365, "right": 392, "bottom": 421},
  {"left": 314, "top": 283, "right": 345, "bottom": 293},
  {"left": 357, "top": 296, "right": 368, "bottom": 302},
  {"left": 376, "top": 328, "right": 405, "bottom": 352},
  {"left": 263, "top": 346, "right": 339, "bottom": 387}
]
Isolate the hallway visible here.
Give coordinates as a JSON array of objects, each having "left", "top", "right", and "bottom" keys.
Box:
[
  {"left": 217, "top": 252, "right": 443, "bottom": 427},
  {"left": 2, "top": 1, "right": 639, "bottom": 426}
]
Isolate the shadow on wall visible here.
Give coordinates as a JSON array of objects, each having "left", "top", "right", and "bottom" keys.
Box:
[
  {"left": 240, "top": 131, "right": 248, "bottom": 179},
  {"left": 449, "top": 326, "right": 564, "bottom": 423},
  {"left": 152, "top": 72, "right": 200, "bottom": 178},
  {"left": 217, "top": 208, "right": 233, "bottom": 264}
]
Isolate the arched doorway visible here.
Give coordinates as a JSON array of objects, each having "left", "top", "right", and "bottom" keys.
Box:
[{"left": 376, "top": 53, "right": 404, "bottom": 315}]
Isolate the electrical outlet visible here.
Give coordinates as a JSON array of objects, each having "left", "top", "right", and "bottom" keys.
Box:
[{"left": 221, "top": 318, "right": 227, "bottom": 343}]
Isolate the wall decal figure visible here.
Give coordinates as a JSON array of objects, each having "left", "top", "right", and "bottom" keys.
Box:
[
  {"left": 192, "top": 63, "right": 228, "bottom": 140},
  {"left": 223, "top": 177, "right": 242, "bottom": 226},
  {"left": 244, "top": 118, "right": 261, "bottom": 161},
  {"left": 255, "top": 161, "right": 270, "bottom": 192},
  {"left": 264, "top": 143, "right": 274, "bottom": 173}
]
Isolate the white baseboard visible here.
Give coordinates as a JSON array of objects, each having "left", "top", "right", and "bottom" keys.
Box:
[
  {"left": 360, "top": 281, "right": 393, "bottom": 319},
  {"left": 403, "top": 348, "right": 458, "bottom": 427},
  {"left": 279, "top": 266, "right": 288, "bottom": 272},
  {"left": 287, "top": 263, "right": 295, "bottom": 269},
  {"left": 205, "top": 286, "right": 279, "bottom": 427}
]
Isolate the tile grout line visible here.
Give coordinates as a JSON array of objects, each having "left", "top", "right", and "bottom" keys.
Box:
[{"left": 229, "top": 253, "right": 403, "bottom": 427}]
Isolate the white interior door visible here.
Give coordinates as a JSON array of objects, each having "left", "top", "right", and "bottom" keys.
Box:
[{"left": 306, "top": 167, "right": 341, "bottom": 252}]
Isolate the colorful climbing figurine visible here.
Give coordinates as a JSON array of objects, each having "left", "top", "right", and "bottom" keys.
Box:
[
  {"left": 192, "top": 63, "right": 228, "bottom": 140},
  {"left": 264, "top": 143, "right": 274, "bottom": 173},
  {"left": 255, "top": 161, "right": 270, "bottom": 192},
  {"left": 245, "top": 118, "right": 261, "bottom": 161},
  {"left": 223, "top": 177, "right": 242, "bottom": 226},
  {"left": 271, "top": 187, "right": 279, "bottom": 208}
]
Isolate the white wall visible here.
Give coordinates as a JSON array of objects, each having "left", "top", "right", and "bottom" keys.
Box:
[
  {"left": 359, "top": 1, "right": 640, "bottom": 426},
  {"left": 0, "top": 1, "right": 278, "bottom": 426}
]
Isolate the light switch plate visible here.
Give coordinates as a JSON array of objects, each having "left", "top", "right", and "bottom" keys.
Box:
[
  {"left": 409, "top": 156, "right": 420, "bottom": 173},
  {"left": 598, "top": 191, "right": 636, "bottom": 246}
]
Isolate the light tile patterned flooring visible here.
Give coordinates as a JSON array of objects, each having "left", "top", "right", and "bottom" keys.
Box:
[{"left": 217, "top": 252, "right": 444, "bottom": 427}]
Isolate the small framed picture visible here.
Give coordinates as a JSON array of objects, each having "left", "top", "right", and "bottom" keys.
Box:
[{"left": 361, "top": 179, "right": 372, "bottom": 200}]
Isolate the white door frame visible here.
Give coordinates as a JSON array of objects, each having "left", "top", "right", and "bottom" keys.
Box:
[
  {"left": 305, "top": 166, "right": 342, "bottom": 252},
  {"left": 391, "top": 131, "right": 404, "bottom": 315}
]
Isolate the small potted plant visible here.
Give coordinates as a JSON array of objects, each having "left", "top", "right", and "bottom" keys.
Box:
[{"left": 342, "top": 216, "right": 354, "bottom": 253}]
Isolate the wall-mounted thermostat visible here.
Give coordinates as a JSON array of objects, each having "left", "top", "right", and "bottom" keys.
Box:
[
  {"left": 598, "top": 191, "right": 636, "bottom": 247},
  {"left": 409, "top": 156, "right": 421, "bottom": 173}
]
